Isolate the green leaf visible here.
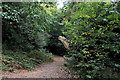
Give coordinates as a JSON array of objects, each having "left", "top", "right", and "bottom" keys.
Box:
[
  {"left": 77, "top": 63, "right": 83, "bottom": 66},
  {"left": 101, "top": 10, "right": 106, "bottom": 15},
  {"left": 86, "top": 75, "right": 92, "bottom": 78}
]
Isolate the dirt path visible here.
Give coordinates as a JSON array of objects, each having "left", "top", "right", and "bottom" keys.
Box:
[{"left": 2, "top": 55, "right": 71, "bottom": 78}]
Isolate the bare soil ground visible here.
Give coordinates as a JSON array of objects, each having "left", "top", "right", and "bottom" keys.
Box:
[{"left": 2, "top": 55, "right": 71, "bottom": 78}]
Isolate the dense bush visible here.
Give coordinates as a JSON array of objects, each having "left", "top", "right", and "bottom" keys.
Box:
[
  {"left": 2, "top": 2, "right": 51, "bottom": 51},
  {"left": 62, "top": 2, "right": 120, "bottom": 79},
  {"left": 2, "top": 2, "right": 55, "bottom": 71},
  {"left": 2, "top": 2, "right": 67, "bottom": 56}
]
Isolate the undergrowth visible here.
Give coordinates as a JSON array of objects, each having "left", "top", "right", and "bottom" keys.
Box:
[{"left": 2, "top": 48, "right": 54, "bottom": 72}]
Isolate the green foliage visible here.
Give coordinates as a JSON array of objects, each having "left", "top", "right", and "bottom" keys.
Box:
[
  {"left": 2, "top": 2, "right": 55, "bottom": 71},
  {"left": 62, "top": 2, "right": 120, "bottom": 79},
  {"left": 2, "top": 2, "right": 66, "bottom": 56},
  {"left": 2, "top": 2, "right": 51, "bottom": 51},
  {"left": 2, "top": 2, "right": 120, "bottom": 79},
  {"left": 45, "top": 21, "right": 67, "bottom": 56},
  {"left": 42, "top": 4, "right": 67, "bottom": 56},
  {"left": 2, "top": 48, "right": 54, "bottom": 72}
]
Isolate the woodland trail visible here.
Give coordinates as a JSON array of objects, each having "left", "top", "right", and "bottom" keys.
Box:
[{"left": 2, "top": 55, "right": 71, "bottom": 78}]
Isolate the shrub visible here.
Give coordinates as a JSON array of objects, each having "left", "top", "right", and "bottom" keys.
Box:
[
  {"left": 2, "top": 2, "right": 54, "bottom": 72},
  {"left": 2, "top": 2, "right": 51, "bottom": 52},
  {"left": 62, "top": 2, "right": 120, "bottom": 79}
]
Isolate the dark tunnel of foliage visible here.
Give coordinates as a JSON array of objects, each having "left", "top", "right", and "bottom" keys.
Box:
[{"left": 1, "top": 1, "right": 120, "bottom": 79}]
